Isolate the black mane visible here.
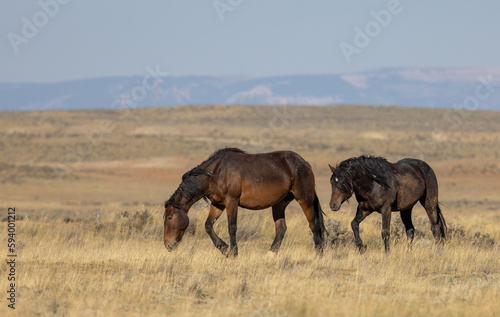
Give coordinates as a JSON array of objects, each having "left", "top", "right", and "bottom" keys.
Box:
[
  {"left": 336, "top": 155, "right": 391, "bottom": 188},
  {"left": 165, "top": 148, "right": 246, "bottom": 208},
  {"left": 207, "top": 147, "right": 246, "bottom": 159},
  {"left": 182, "top": 147, "right": 245, "bottom": 180}
]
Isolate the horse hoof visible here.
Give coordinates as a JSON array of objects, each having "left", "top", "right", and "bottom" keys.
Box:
[
  {"left": 217, "top": 245, "right": 229, "bottom": 255},
  {"left": 358, "top": 245, "right": 367, "bottom": 254},
  {"left": 226, "top": 248, "right": 238, "bottom": 258}
]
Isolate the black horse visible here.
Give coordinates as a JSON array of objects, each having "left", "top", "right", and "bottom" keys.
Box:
[
  {"left": 163, "top": 148, "right": 326, "bottom": 256},
  {"left": 328, "top": 156, "right": 446, "bottom": 252}
]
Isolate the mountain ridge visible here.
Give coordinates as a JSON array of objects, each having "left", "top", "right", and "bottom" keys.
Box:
[{"left": 1, "top": 67, "right": 500, "bottom": 111}]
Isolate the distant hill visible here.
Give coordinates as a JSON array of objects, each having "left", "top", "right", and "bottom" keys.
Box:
[{"left": 1, "top": 67, "right": 500, "bottom": 111}]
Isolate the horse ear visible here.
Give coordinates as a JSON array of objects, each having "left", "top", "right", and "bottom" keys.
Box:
[{"left": 328, "top": 164, "right": 336, "bottom": 173}]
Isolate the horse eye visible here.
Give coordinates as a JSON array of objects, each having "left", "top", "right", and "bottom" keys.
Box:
[{"left": 335, "top": 177, "right": 339, "bottom": 182}]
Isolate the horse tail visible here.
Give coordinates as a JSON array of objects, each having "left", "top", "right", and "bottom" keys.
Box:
[
  {"left": 313, "top": 192, "right": 327, "bottom": 241},
  {"left": 437, "top": 203, "right": 447, "bottom": 239}
]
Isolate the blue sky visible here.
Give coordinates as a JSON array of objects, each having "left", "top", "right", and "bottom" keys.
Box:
[{"left": 1, "top": 0, "right": 499, "bottom": 83}]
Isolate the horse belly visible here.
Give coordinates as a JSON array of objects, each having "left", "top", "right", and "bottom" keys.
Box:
[{"left": 239, "top": 181, "right": 291, "bottom": 210}]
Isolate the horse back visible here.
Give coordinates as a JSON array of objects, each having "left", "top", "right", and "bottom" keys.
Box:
[
  {"left": 395, "top": 158, "right": 437, "bottom": 185},
  {"left": 218, "top": 150, "right": 311, "bottom": 178}
]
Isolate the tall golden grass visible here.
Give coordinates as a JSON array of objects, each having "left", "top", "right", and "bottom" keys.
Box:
[{"left": 2, "top": 204, "right": 499, "bottom": 316}]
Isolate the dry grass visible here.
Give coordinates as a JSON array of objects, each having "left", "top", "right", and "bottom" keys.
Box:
[
  {"left": 1, "top": 104, "right": 500, "bottom": 316},
  {"left": 1, "top": 205, "right": 499, "bottom": 316}
]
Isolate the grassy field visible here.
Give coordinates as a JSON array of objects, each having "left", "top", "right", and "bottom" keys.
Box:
[{"left": 0, "top": 104, "right": 499, "bottom": 316}]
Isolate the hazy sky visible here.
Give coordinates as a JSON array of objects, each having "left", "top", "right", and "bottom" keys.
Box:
[{"left": 1, "top": 0, "right": 499, "bottom": 83}]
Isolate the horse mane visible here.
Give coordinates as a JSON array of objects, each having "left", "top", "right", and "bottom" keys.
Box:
[
  {"left": 338, "top": 155, "right": 391, "bottom": 188},
  {"left": 207, "top": 147, "right": 246, "bottom": 161},
  {"left": 165, "top": 148, "right": 246, "bottom": 208},
  {"left": 182, "top": 147, "right": 245, "bottom": 179}
]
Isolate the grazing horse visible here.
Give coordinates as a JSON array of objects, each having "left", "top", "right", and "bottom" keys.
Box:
[
  {"left": 163, "top": 148, "right": 326, "bottom": 256},
  {"left": 328, "top": 156, "right": 446, "bottom": 252}
]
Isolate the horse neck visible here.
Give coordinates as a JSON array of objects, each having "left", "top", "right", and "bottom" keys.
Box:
[
  {"left": 178, "top": 178, "right": 210, "bottom": 211},
  {"left": 350, "top": 167, "right": 374, "bottom": 196},
  {"left": 169, "top": 191, "right": 198, "bottom": 214}
]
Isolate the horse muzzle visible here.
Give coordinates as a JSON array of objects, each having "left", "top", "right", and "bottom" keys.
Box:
[
  {"left": 164, "top": 242, "right": 177, "bottom": 252},
  {"left": 330, "top": 203, "right": 341, "bottom": 211}
]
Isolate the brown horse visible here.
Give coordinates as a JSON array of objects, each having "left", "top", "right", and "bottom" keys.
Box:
[
  {"left": 328, "top": 156, "right": 446, "bottom": 252},
  {"left": 163, "top": 148, "right": 326, "bottom": 256}
]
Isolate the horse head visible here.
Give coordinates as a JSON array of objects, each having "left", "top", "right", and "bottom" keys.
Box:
[
  {"left": 328, "top": 164, "right": 353, "bottom": 211},
  {"left": 163, "top": 202, "right": 189, "bottom": 251}
]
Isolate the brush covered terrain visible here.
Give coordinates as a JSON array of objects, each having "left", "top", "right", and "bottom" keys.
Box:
[{"left": 1, "top": 105, "right": 499, "bottom": 316}]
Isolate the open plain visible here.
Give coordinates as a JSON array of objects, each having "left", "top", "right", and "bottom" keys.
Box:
[{"left": 0, "top": 105, "right": 499, "bottom": 316}]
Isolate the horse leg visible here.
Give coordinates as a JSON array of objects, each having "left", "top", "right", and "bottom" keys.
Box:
[
  {"left": 400, "top": 208, "right": 415, "bottom": 243},
  {"left": 351, "top": 205, "right": 370, "bottom": 253},
  {"left": 296, "top": 197, "right": 324, "bottom": 255},
  {"left": 381, "top": 206, "right": 392, "bottom": 253},
  {"left": 420, "top": 197, "right": 443, "bottom": 243},
  {"left": 270, "top": 193, "right": 294, "bottom": 253},
  {"left": 225, "top": 199, "right": 239, "bottom": 257},
  {"left": 205, "top": 204, "right": 229, "bottom": 254}
]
